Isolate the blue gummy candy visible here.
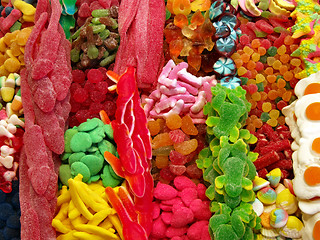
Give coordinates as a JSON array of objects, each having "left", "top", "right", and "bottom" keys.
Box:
[
  {"left": 6, "top": 214, "right": 20, "bottom": 229},
  {"left": 4, "top": 7, "right": 13, "bottom": 16},
  {"left": 0, "top": 219, "right": 6, "bottom": 229},
  {"left": 3, "top": 226, "right": 20, "bottom": 239},
  {"left": 11, "top": 192, "right": 19, "bottom": 210},
  {"left": 0, "top": 190, "right": 5, "bottom": 203},
  {"left": 0, "top": 6, "right": 4, "bottom": 14},
  {"left": 0, "top": 203, "right": 14, "bottom": 221}
]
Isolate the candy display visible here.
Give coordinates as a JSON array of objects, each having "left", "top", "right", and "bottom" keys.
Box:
[{"left": 3, "top": 0, "right": 320, "bottom": 239}]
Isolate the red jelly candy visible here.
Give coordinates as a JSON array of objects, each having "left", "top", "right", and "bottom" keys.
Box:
[
  {"left": 160, "top": 167, "right": 176, "bottom": 182},
  {"left": 95, "top": 81, "right": 109, "bottom": 94},
  {"left": 72, "top": 69, "right": 86, "bottom": 83},
  {"left": 260, "top": 39, "right": 272, "bottom": 49},
  {"left": 169, "top": 151, "right": 188, "bottom": 165},
  {"left": 87, "top": 69, "right": 103, "bottom": 83},
  {"left": 169, "top": 164, "right": 186, "bottom": 176},
  {"left": 73, "top": 88, "right": 89, "bottom": 103},
  {"left": 169, "top": 129, "right": 185, "bottom": 144},
  {"left": 256, "top": 20, "right": 274, "bottom": 34}
]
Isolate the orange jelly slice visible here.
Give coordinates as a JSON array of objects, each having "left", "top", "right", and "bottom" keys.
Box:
[
  {"left": 304, "top": 166, "right": 320, "bottom": 186},
  {"left": 304, "top": 83, "right": 320, "bottom": 95},
  {"left": 312, "top": 138, "right": 320, "bottom": 154},
  {"left": 314, "top": 221, "right": 320, "bottom": 240},
  {"left": 306, "top": 102, "right": 320, "bottom": 120}
]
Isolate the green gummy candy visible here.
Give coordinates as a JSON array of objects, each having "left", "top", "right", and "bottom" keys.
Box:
[
  {"left": 99, "top": 29, "right": 110, "bottom": 40},
  {"left": 65, "top": 128, "right": 78, "bottom": 153},
  {"left": 70, "top": 48, "right": 80, "bottom": 63},
  {"left": 92, "top": 24, "right": 106, "bottom": 34},
  {"left": 10, "top": 21, "right": 22, "bottom": 32},
  {"left": 94, "top": 151, "right": 104, "bottom": 161},
  {"left": 91, "top": 17, "right": 101, "bottom": 24},
  {"left": 89, "top": 126, "right": 105, "bottom": 143},
  {"left": 205, "top": 185, "right": 216, "bottom": 200},
  {"left": 260, "top": 112, "right": 270, "bottom": 122},
  {"left": 267, "top": 46, "right": 277, "bottom": 57},
  {"left": 87, "top": 175, "right": 100, "bottom": 184},
  {"left": 240, "top": 77, "right": 248, "bottom": 85},
  {"left": 87, "top": 146, "right": 99, "bottom": 153},
  {"left": 101, "top": 165, "right": 122, "bottom": 188},
  {"left": 68, "top": 152, "right": 85, "bottom": 165},
  {"left": 88, "top": 45, "right": 99, "bottom": 59},
  {"left": 59, "top": 164, "right": 72, "bottom": 187},
  {"left": 224, "top": 194, "right": 241, "bottom": 209},
  {"left": 100, "top": 54, "right": 116, "bottom": 67},
  {"left": 92, "top": 9, "right": 110, "bottom": 18},
  {"left": 70, "top": 132, "right": 92, "bottom": 152},
  {"left": 256, "top": 82, "right": 264, "bottom": 92},
  {"left": 108, "top": 164, "right": 123, "bottom": 180},
  {"left": 231, "top": 213, "right": 246, "bottom": 238},
  {"left": 70, "top": 162, "right": 91, "bottom": 182},
  {"left": 165, "top": 8, "right": 171, "bottom": 20},
  {"left": 214, "top": 225, "right": 238, "bottom": 240},
  {"left": 103, "top": 124, "right": 114, "bottom": 140},
  {"left": 98, "top": 140, "right": 116, "bottom": 156},
  {"left": 61, "top": 152, "right": 71, "bottom": 163},
  {"left": 80, "top": 154, "right": 104, "bottom": 176},
  {"left": 209, "top": 214, "right": 230, "bottom": 233},
  {"left": 78, "top": 118, "right": 101, "bottom": 132}
]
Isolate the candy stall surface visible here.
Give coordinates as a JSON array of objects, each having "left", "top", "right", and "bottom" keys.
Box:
[{"left": 2, "top": 0, "right": 320, "bottom": 239}]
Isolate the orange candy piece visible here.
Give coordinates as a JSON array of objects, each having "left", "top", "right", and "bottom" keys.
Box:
[
  {"left": 304, "top": 166, "right": 320, "bottom": 186},
  {"left": 155, "top": 155, "right": 169, "bottom": 169},
  {"left": 312, "top": 137, "right": 320, "bottom": 154},
  {"left": 174, "top": 139, "right": 198, "bottom": 155},
  {"left": 174, "top": 14, "right": 189, "bottom": 29},
  {"left": 166, "top": 114, "right": 182, "bottom": 130},
  {"left": 304, "top": 83, "right": 320, "bottom": 95},
  {"left": 172, "top": 0, "right": 191, "bottom": 16},
  {"left": 152, "top": 133, "right": 173, "bottom": 149},
  {"left": 181, "top": 114, "right": 198, "bottom": 135},
  {"left": 306, "top": 102, "right": 320, "bottom": 120},
  {"left": 148, "top": 120, "right": 161, "bottom": 136},
  {"left": 313, "top": 221, "right": 320, "bottom": 240}
]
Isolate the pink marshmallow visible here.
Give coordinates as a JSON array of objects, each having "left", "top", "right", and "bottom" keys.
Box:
[
  {"left": 151, "top": 217, "right": 168, "bottom": 238},
  {"left": 189, "top": 109, "right": 205, "bottom": 119},
  {"left": 149, "top": 89, "right": 161, "bottom": 100},
  {"left": 202, "top": 81, "right": 213, "bottom": 102},
  {"left": 190, "top": 91, "right": 206, "bottom": 113},
  {"left": 159, "top": 59, "right": 176, "bottom": 78},
  {"left": 192, "top": 118, "right": 206, "bottom": 124},
  {"left": 160, "top": 85, "right": 186, "bottom": 95},
  {"left": 177, "top": 81, "right": 199, "bottom": 96},
  {"left": 171, "top": 207, "right": 194, "bottom": 228},
  {"left": 170, "top": 95, "right": 196, "bottom": 103},
  {"left": 143, "top": 98, "right": 155, "bottom": 116},
  {"left": 159, "top": 76, "right": 178, "bottom": 88},
  {"left": 161, "top": 211, "right": 173, "bottom": 225},
  {"left": 179, "top": 188, "right": 198, "bottom": 207},
  {"left": 187, "top": 221, "right": 209, "bottom": 240},
  {"left": 174, "top": 176, "right": 197, "bottom": 191},
  {"left": 189, "top": 199, "right": 211, "bottom": 220},
  {"left": 177, "top": 68, "right": 202, "bottom": 88},
  {"left": 154, "top": 98, "right": 177, "bottom": 114},
  {"left": 154, "top": 182, "right": 178, "bottom": 200},
  {"left": 166, "top": 226, "right": 188, "bottom": 238},
  {"left": 169, "top": 62, "right": 188, "bottom": 80},
  {"left": 163, "top": 99, "right": 184, "bottom": 118}
]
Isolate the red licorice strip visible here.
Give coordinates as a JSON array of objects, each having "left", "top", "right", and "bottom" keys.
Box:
[
  {"left": 254, "top": 150, "right": 280, "bottom": 170},
  {"left": 258, "top": 139, "right": 291, "bottom": 155},
  {"left": 267, "top": 159, "right": 293, "bottom": 171}
]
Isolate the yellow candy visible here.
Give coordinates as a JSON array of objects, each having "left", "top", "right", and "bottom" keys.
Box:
[
  {"left": 276, "top": 188, "right": 298, "bottom": 214},
  {"left": 1, "top": 87, "right": 15, "bottom": 102},
  {"left": 57, "top": 230, "right": 78, "bottom": 240},
  {"left": 88, "top": 209, "right": 116, "bottom": 226},
  {"left": 99, "top": 219, "right": 113, "bottom": 229},
  {"left": 0, "top": 38, "right": 6, "bottom": 52},
  {"left": 55, "top": 202, "right": 69, "bottom": 221},
  {"left": 73, "top": 231, "right": 110, "bottom": 240},
  {"left": 52, "top": 219, "right": 72, "bottom": 234},
  {"left": 279, "top": 216, "right": 303, "bottom": 238},
  {"left": 12, "top": 0, "right": 36, "bottom": 15},
  {"left": 70, "top": 216, "right": 88, "bottom": 228},
  {"left": 22, "top": 14, "right": 35, "bottom": 22},
  {"left": 75, "top": 224, "right": 118, "bottom": 239},
  {"left": 4, "top": 58, "right": 20, "bottom": 73}
]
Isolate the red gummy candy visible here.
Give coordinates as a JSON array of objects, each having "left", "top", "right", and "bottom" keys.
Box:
[
  {"left": 78, "top": 3, "right": 91, "bottom": 18},
  {"left": 169, "top": 164, "right": 186, "bottom": 176},
  {"left": 72, "top": 69, "right": 86, "bottom": 83},
  {"left": 256, "top": 20, "right": 274, "bottom": 34},
  {"left": 170, "top": 151, "right": 188, "bottom": 165},
  {"left": 254, "top": 150, "right": 280, "bottom": 170},
  {"left": 260, "top": 39, "right": 272, "bottom": 49},
  {"left": 258, "top": 168, "right": 268, "bottom": 179},
  {"left": 73, "top": 88, "right": 89, "bottom": 103},
  {"left": 87, "top": 69, "right": 103, "bottom": 83},
  {"left": 169, "top": 129, "right": 185, "bottom": 144}
]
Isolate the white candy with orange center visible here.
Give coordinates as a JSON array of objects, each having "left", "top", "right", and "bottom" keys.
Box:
[{"left": 302, "top": 212, "right": 320, "bottom": 240}]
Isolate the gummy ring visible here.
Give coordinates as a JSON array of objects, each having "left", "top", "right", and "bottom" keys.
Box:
[{"left": 213, "top": 57, "right": 236, "bottom": 76}]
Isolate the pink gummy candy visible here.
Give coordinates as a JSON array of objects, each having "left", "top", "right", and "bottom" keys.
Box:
[
  {"left": 172, "top": 237, "right": 183, "bottom": 240},
  {"left": 189, "top": 199, "right": 211, "bottom": 220},
  {"left": 161, "top": 211, "right": 173, "bottom": 225},
  {"left": 174, "top": 176, "right": 197, "bottom": 191},
  {"left": 151, "top": 217, "right": 167, "bottom": 239},
  {"left": 172, "top": 201, "right": 185, "bottom": 213},
  {"left": 154, "top": 182, "right": 178, "bottom": 200},
  {"left": 152, "top": 202, "right": 160, "bottom": 219},
  {"left": 196, "top": 183, "right": 208, "bottom": 201},
  {"left": 187, "top": 221, "right": 209, "bottom": 240},
  {"left": 162, "top": 197, "right": 184, "bottom": 206},
  {"left": 159, "top": 203, "right": 172, "bottom": 212},
  {"left": 33, "top": 76, "right": 57, "bottom": 113},
  {"left": 166, "top": 226, "right": 188, "bottom": 238},
  {"left": 171, "top": 207, "right": 194, "bottom": 228},
  {"left": 179, "top": 188, "right": 198, "bottom": 207}
]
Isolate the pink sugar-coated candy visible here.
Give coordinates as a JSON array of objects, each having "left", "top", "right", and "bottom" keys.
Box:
[
  {"left": 170, "top": 95, "right": 196, "bottom": 103},
  {"left": 151, "top": 217, "right": 167, "bottom": 238},
  {"left": 172, "top": 237, "right": 183, "bottom": 240},
  {"left": 177, "top": 68, "right": 202, "bottom": 88},
  {"left": 78, "top": 2, "right": 91, "bottom": 17},
  {"left": 0, "top": 9, "right": 22, "bottom": 32},
  {"left": 158, "top": 76, "right": 177, "bottom": 88},
  {"left": 169, "top": 164, "right": 187, "bottom": 176},
  {"left": 162, "top": 197, "right": 184, "bottom": 206},
  {"left": 154, "top": 98, "right": 177, "bottom": 113},
  {"left": 197, "top": 183, "right": 208, "bottom": 201},
  {"left": 201, "top": 225, "right": 211, "bottom": 240},
  {"left": 189, "top": 199, "right": 211, "bottom": 220},
  {"left": 160, "top": 203, "right": 173, "bottom": 212},
  {"left": 177, "top": 81, "right": 199, "bottom": 96},
  {"left": 174, "top": 176, "right": 197, "bottom": 191},
  {"left": 190, "top": 91, "right": 206, "bottom": 113},
  {"left": 168, "top": 62, "right": 188, "bottom": 80},
  {"left": 171, "top": 207, "right": 194, "bottom": 228},
  {"left": 166, "top": 226, "right": 188, "bottom": 238},
  {"left": 159, "top": 59, "right": 176, "bottom": 78},
  {"left": 160, "top": 85, "right": 187, "bottom": 96},
  {"left": 33, "top": 76, "right": 57, "bottom": 113},
  {"left": 170, "top": 151, "right": 188, "bottom": 165},
  {"left": 34, "top": 0, "right": 48, "bottom": 22},
  {"left": 172, "top": 201, "right": 185, "bottom": 213},
  {"left": 169, "top": 130, "right": 185, "bottom": 144},
  {"left": 161, "top": 211, "right": 173, "bottom": 225},
  {"left": 90, "top": 1, "right": 103, "bottom": 11},
  {"left": 187, "top": 221, "right": 209, "bottom": 240},
  {"left": 152, "top": 202, "right": 160, "bottom": 219},
  {"left": 180, "top": 187, "right": 198, "bottom": 207}
]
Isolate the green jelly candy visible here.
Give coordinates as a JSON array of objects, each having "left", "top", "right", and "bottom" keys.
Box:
[
  {"left": 240, "top": 77, "right": 248, "bottom": 85},
  {"left": 214, "top": 225, "right": 238, "bottom": 240},
  {"left": 80, "top": 154, "right": 104, "bottom": 176},
  {"left": 89, "top": 126, "right": 106, "bottom": 143},
  {"left": 260, "top": 112, "right": 270, "bottom": 122},
  {"left": 61, "top": 152, "right": 71, "bottom": 163},
  {"left": 99, "top": 29, "right": 110, "bottom": 40},
  {"left": 103, "top": 51, "right": 110, "bottom": 58},
  {"left": 165, "top": 8, "right": 171, "bottom": 20},
  {"left": 69, "top": 152, "right": 85, "bottom": 165},
  {"left": 259, "top": 55, "right": 267, "bottom": 64},
  {"left": 70, "top": 48, "right": 80, "bottom": 63},
  {"left": 98, "top": 140, "right": 116, "bottom": 156},
  {"left": 70, "top": 132, "right": 92, "bottom": 152},
  {"left": 59, "top": 14, "right": 76, "bottom": 39},
  {"left": 94, "top": 151, "right": 104, "bottom": 161},
  {"left": 59, "top": 164, "right": 72, "bottom": 186},
  {"left": 231, "top": 213, "right": 245, "bottom": 239},
  {"left": 103, "top": 124, "right": 114, "bottom": 140},
  {"left": 101, "top": 165, "right": 122, "bottom": 188},
  {"left": 267, "top": 46, "right": 277, "bottom": 57},
  {"left": 78, "top": 118, "right": 101, "bottom": 132},
  {"left": 100, "top": 54, "right": 116, "bottom": 67},
  {"left": 256, "top": 82, "right": 264, "bottom": 92},
  {"left": 10, "top": 21, "right": 22, "bottom": 32},
  {"left": 91, "top": 17, "right": 101, "bottom": 24},
  {"left": 71, "top": 162, "right": 91, "bottom": 182},
  {"left": 108, "top": 164, "right": 123, "bottom": 180},
  {"left": 92, "top": 9, "right": 110, "bottom": 18},
  {"left": 92, "top": 24, "right": 106, "bottom": 34},
  {"left": 65, "top": 128, "right": 78, "bottom": 153},
  {"left": 88, "top": 45, "right": 99, "bottom": 59},
  {"left": 87, "top": 175, "right": 100, "bottom": 184},
  {"left": 87, "top": 146, "right": 99, "bottom": 152}
]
